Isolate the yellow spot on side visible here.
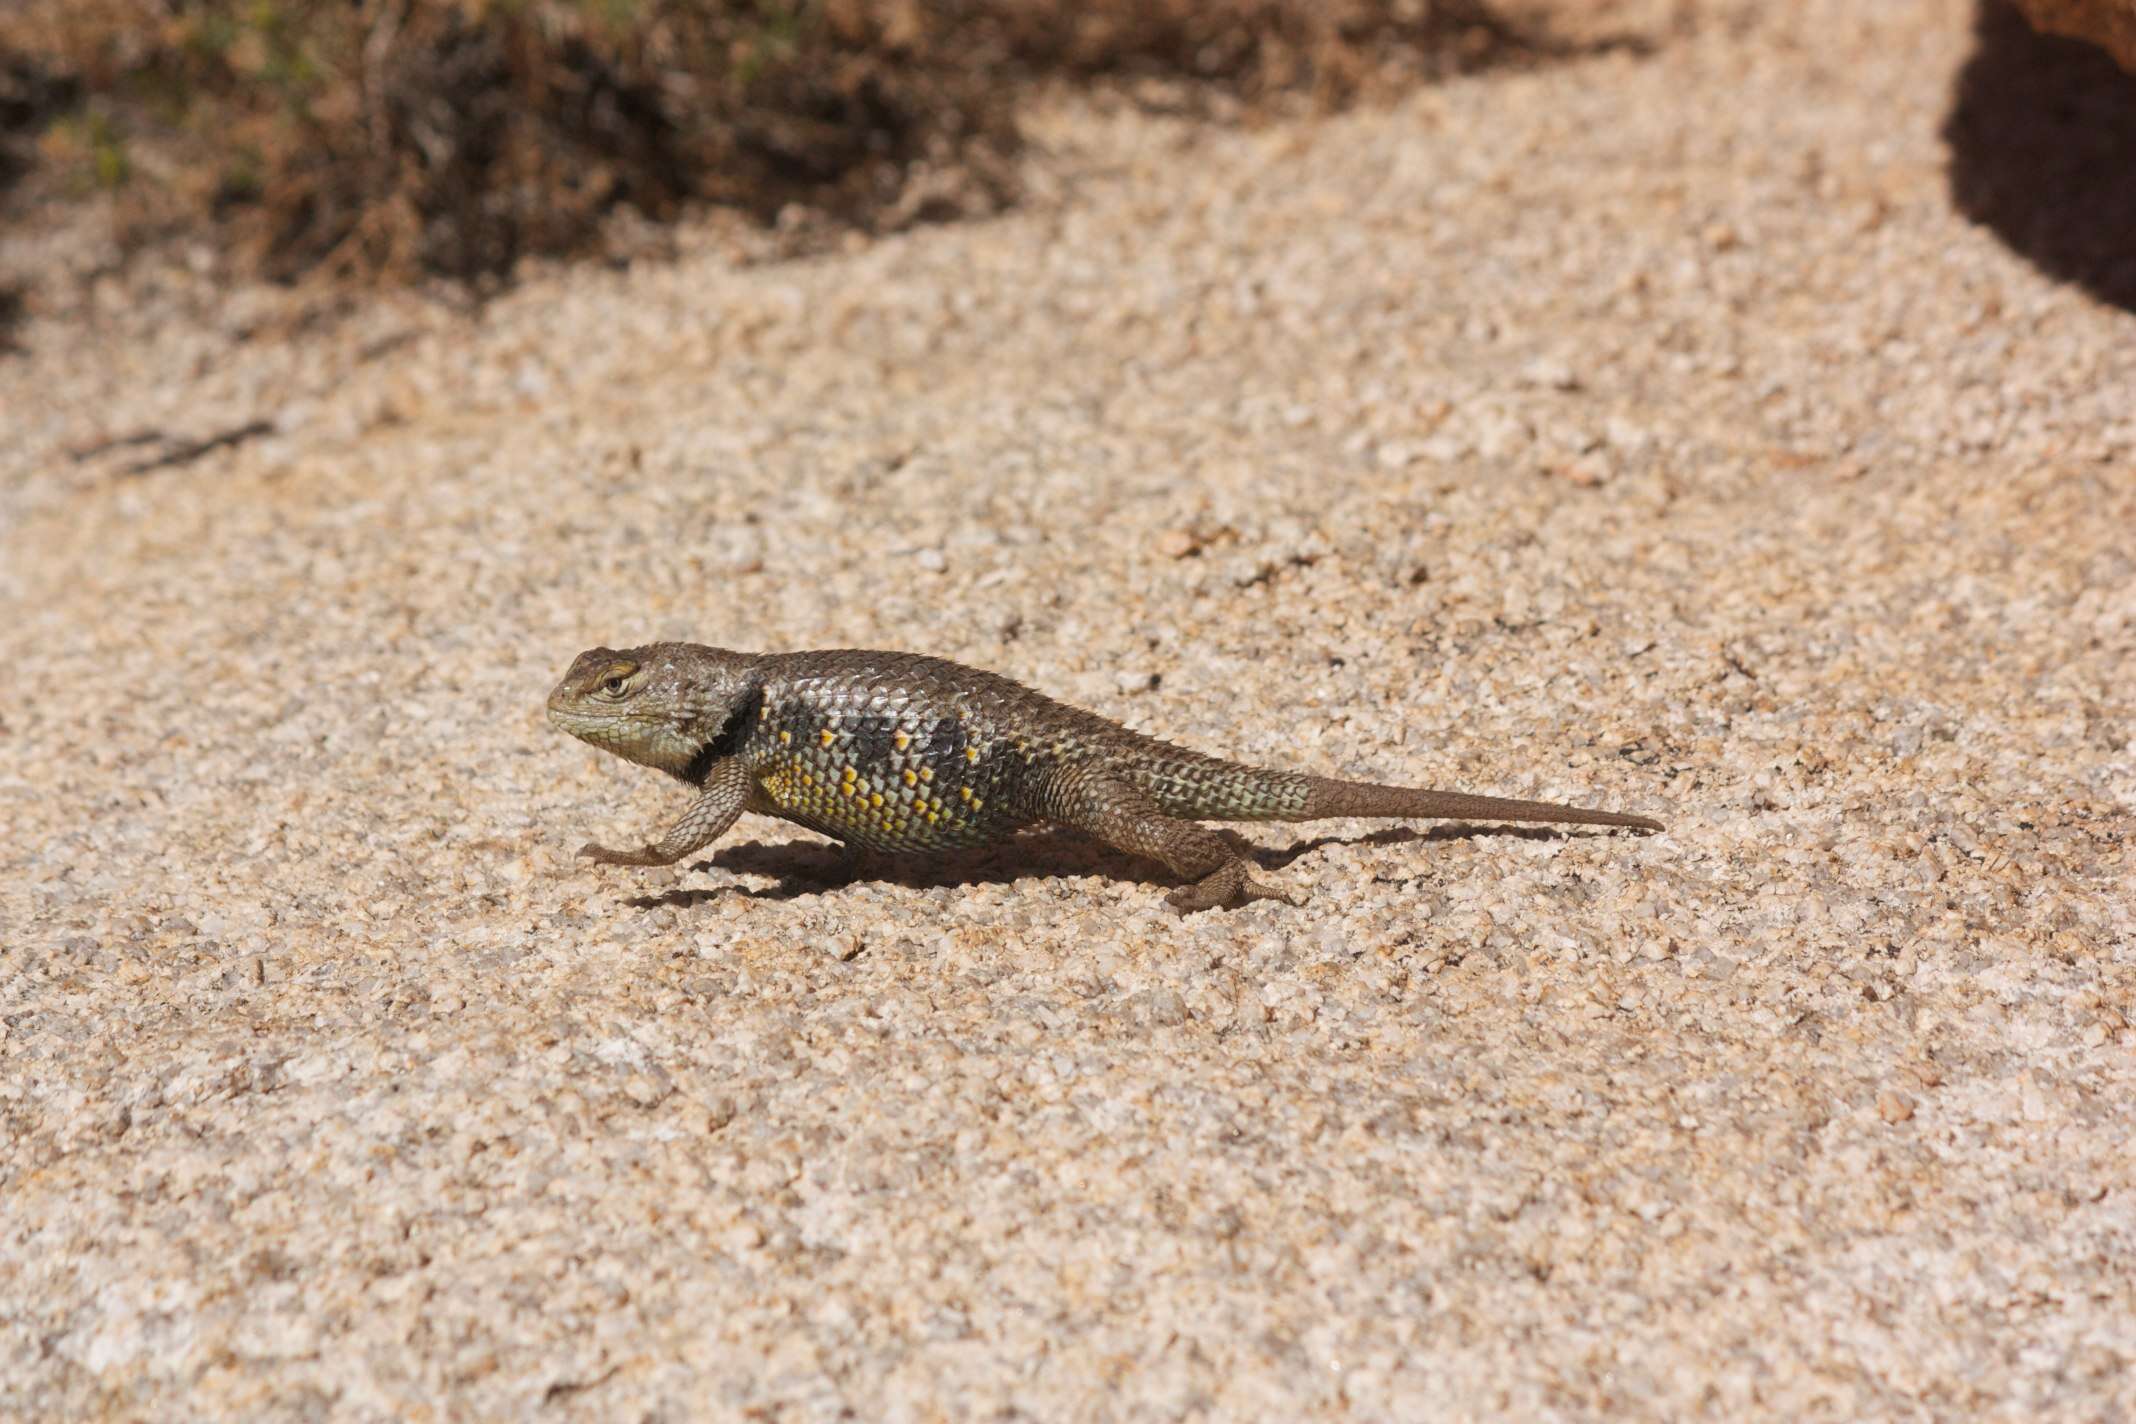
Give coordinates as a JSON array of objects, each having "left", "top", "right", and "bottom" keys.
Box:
[
  {"left": 842, "top": 765, "right": 858, "bottom": 782},
  {"left": 970, "top": 797, "right": 984, "bottom": 812},
  {"left": 869, "top": 793, "right": 883, "bottom": 808},
  {"left": 819, "top": 729, "right": 837, "bottom": 747},
  {"left": 778, "top": 730, "right": 791, "bottom": 744},
  {"left": 841, "top": 783, "right": 856, "bottom": 798},
  {"left": 965, "top": 746, "right": 980, "bottom": 763},
  {"left": 902, "top": 769, "right": 917, "bottom": 786},
  {"left": 959, "top": 787, "right": 972, "bottom": 801},
  {"left": 893, "top": 731, "right": 911, "bottom": 750},
  {"left": 926, "top": 811, "right": 939, "bottom": 824},
  {"left": 918, "top": 766, "right": 933, "bottom": 782}
]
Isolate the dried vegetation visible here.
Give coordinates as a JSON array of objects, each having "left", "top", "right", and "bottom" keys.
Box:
[{"left": 0, "top": 0, "right": 1536, "bottom": 286}]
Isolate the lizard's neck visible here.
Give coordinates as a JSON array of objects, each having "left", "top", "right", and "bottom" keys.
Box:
[{"left": 672, "top": 684, "right": 761, "bottom": 785}]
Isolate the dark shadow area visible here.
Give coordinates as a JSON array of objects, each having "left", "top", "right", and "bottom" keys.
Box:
[
  {"left": 1254, "top": 821, "right": 1578, "bottom": 870},
  {"left": 621, "top": 820, "right": 1623, "bottom": 911},
  {"left": 0, "top": 56, "right": 72, "bottom": 199},
  {"left": 0, "top": 283, "right": 22, "bottom": 355},
  {"left": 1945, "top": 0, "right": 2136, "bottom": 311},
  {"left": 0, "top": 56, "right": 72, "bottom": 352}
]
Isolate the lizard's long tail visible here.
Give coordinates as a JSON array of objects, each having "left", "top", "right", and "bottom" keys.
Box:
[
  {"left": 1127, "top": 747, "right": 1661, "bottom": 831},
  {"left": 1297, "top": 775, "right": 1662, "bottom": 831}
]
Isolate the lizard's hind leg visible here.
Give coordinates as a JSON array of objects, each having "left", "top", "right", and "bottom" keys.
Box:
[{"left": 1053, "top": 774, "right": 1299, "bottom": 913}]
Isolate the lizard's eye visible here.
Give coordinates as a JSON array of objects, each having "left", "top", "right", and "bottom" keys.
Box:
[{"left": 602, "top": 675, "right": 627, "bottom": 695}]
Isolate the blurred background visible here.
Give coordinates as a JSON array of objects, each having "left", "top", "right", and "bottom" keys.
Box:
[{"left": 0, "top": 0, "right": 1578, "bottom": 290}]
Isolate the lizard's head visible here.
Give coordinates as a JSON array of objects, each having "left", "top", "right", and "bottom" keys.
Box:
[{"left": 547, "top": 642, "right": 752, "bottom": 780}]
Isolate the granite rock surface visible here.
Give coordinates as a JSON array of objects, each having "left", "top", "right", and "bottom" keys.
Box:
[{"left": 3, "top": 1, "right": 2132, "bottom": 1418}]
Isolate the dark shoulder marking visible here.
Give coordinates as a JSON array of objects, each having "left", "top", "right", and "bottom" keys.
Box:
[{"left": 683, "top": 685, "right": 762, "bottom": 785}]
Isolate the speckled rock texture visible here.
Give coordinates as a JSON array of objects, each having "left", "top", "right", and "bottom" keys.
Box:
[
  {"left": 2009, "top": 0, "right": 2136, "bottom": 70},
  {"left": 3, "top": 1, "right": 2132, "bottom": 1419}
]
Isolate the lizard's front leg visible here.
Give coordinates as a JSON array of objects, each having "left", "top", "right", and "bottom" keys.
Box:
[{"left": 579, "top": 757, "right": 754, "bottom": 867}]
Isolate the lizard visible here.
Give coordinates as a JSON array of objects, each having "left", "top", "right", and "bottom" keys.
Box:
[{"left": 546, "top": 642, "right": 1663, "bottom": 913}]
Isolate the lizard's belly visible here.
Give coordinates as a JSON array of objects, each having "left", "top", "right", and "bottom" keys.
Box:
[
  {"left": 743, "top": 681, "right": 1052, "bottom": 852},
  {"left": 751, "top": 748, "right": 1024, "bottom": 852}
]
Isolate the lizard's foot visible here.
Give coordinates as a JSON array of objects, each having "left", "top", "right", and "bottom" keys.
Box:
[
  {"left": 1165, "top": 861, "right": 1304, "bottom": 915},
  {"left": 578, "top": 840, "right": 675, "bottom": 867}
]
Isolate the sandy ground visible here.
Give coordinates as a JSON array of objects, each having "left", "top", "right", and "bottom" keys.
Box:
[{"left": 3, "top": 0, "right": 2133, "bottom": 1418}]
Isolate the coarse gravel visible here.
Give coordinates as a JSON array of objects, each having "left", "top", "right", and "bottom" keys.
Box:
[{"left": 2, "top": 0, "right": 2132, "bottom": 1418}]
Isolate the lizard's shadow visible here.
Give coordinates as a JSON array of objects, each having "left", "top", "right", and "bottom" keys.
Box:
[{"left": 623, "top": 822, "right": 1590, "bottom": 910}]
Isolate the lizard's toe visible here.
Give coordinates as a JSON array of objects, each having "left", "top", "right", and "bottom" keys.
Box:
[
  {"left": 1164, "top": 884, "right": 1224, "bottom": 915},
  {"left": 1165, "top": 864, "right": 1300, "bottom": 913},
  {"left": 1238, "top": 875, "right": 1305, "bottom": 909}
]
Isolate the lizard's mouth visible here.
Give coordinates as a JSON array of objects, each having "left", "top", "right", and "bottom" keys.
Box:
[
  {"left": 546, "top": 699, "right": 620, "bottom": 747},
  {"left": 546, "top": 677, "right": 614, "bottom": 732}
]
